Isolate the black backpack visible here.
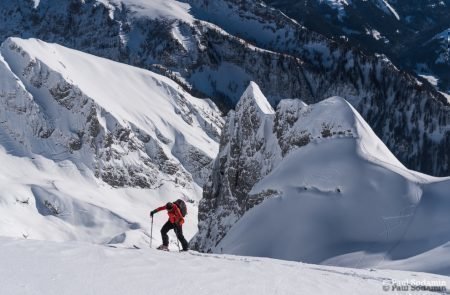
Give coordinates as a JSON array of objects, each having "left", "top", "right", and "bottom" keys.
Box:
[{"left": 174, "top": 199, "right": 187, "bottom": 217}]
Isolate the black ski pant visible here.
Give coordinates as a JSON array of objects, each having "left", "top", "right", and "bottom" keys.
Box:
[{"left": 161, "top": 221, "right": 189, "bottom": 250}]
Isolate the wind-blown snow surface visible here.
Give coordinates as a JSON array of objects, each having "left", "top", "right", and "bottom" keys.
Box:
[
  {"left": 1, "top": 237, "right": 449, "bottom": 295},
  {"left": 201, "top": 83, "right": 450, "bottom": 275},
  {"left": 0, "top": 37, "right": 223, "bottom": 248}
]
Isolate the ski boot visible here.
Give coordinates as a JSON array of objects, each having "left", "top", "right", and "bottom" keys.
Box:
[{"left": 157, "top": 245, "right": 169, "bottom": 251}]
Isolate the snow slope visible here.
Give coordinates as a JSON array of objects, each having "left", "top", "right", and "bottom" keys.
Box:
[
  {"left": 0, "top": 143, "right": 197, "bottom": 249},
  {"left": 1, "top": 37, "right": 220, "bottom": 162},
  {"left": 1, "top": 237, "right": 449, "bottom": 295},
  {"left": 106, "top": 0, "right": 194, "bottom": 23},
  {"left": 0, "top": 37, "right": 223, "bottom": 248},
  {"left": 197, "top": 82, "right": 450, "bottom": 275}
]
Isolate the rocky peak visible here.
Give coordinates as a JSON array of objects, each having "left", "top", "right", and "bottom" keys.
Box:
[
  {"left": 192, "top": 82, "right": 281, "bottom": 251},
  {"left": 236, "top": 82, "right": 275, "bottom": 116}
]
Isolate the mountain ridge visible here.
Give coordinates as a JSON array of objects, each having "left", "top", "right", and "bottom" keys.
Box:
[
  {"left": 0, "top": 37, "right": 223, "bottom": 188},
  {"left": 1, "top": 0, "right": 447, "bottom": 177}
]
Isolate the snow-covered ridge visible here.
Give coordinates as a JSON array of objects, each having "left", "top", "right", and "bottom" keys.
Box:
[
  {"left": 274, "top": 95, "right": 404, "bottom": 169},
  {"left": 0, "top": 37, "right": 223, "bottom": 188},
  {"left": 194, "top": 82, "right": 450, "bottom": 275}
]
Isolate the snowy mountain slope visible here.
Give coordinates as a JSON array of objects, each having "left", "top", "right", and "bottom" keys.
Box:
[
  {"left": 193, "top": 82, "right": 450, "bottom": 275},
  {"left": 0, "top": 37, "right": 222, "bottom": 188},
  {"left": 1, "top": 237, "right": 449, "bottom": 295},
  {"left": 1, "top": 0, "right": 448, "bottom": 178},
  {"left": 0, "top": 37, "right": 224, "bottom": 247},
  {"left": 0, "top": 143, "right": 198, "bottom": 248}
]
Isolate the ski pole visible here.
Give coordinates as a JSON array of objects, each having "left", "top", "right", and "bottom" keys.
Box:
[
  {"left": 174, "top": 225, "right": 181, "bottom": 251},
  {"left": 150, "top": 216, "right": 154, "bottom": 248}
]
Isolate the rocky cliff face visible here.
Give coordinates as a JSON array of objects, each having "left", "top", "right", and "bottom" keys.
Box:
[
  {"left": 1, "top": 0, "right": 447, "bottom": 177},
  {"left": 0, "top": 37, "right": 223, "bottom": 189},
  {"left": 266, "top": 0, "right": 450, "bottom": 93},
  {"left": 192, "top": 83, "right": 281, "bottom": 250}
]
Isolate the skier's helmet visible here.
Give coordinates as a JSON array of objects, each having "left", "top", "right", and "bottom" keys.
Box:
[{"left": 166, "top": 202, "right": 174, "bottom": 210}]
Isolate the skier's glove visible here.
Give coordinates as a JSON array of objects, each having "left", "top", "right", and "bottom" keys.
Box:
[{"left": 150, "top": 210, "right": 156, "bottom": 217}]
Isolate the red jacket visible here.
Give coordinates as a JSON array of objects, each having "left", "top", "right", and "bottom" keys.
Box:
[{"left": 155, "top": 204, "right": 185, "bottom": 225}]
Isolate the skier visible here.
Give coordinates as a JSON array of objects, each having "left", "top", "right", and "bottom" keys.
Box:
[{"left": 150, "top": 201, "right": 189, "bottom": 251}]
